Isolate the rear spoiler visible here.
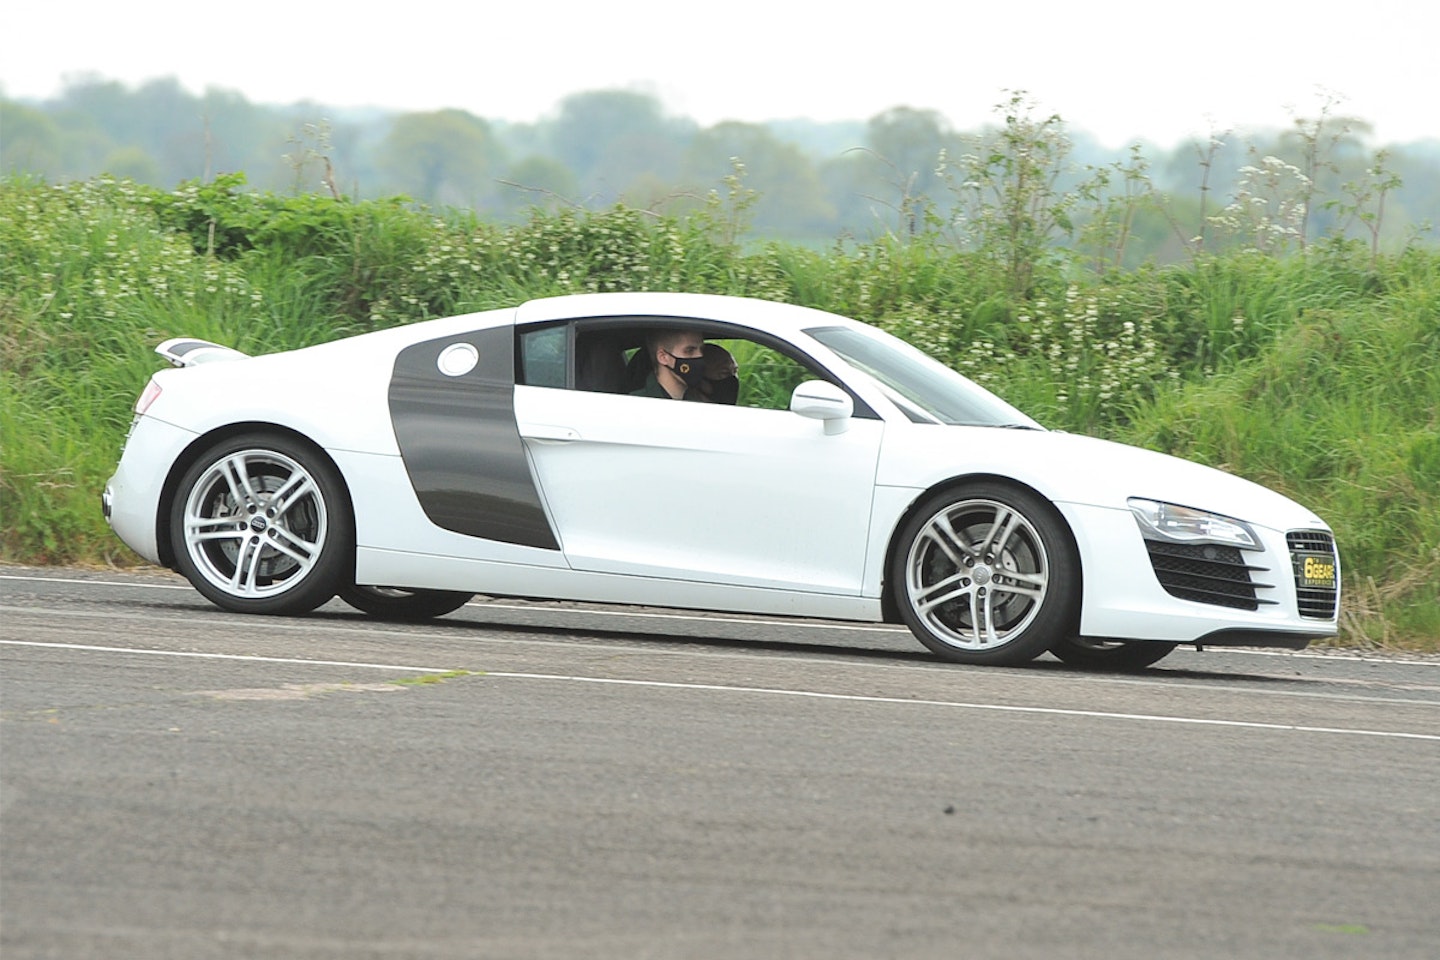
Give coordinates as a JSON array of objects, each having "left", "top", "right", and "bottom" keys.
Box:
[{"left": 155, "top": 338, "right": 250, "bottom": 367}]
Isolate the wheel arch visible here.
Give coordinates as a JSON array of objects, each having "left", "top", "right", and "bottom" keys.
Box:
[
  {"left": 879, "top": 472, "right": 1085, "bottom": 625},
  {"left": 155, "top": 421, "right": 356, "bottom": 571}
]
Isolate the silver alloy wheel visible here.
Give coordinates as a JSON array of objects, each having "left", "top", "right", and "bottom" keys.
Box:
[
  {"left": 181, "top": 447, "right": 329, "bottom": 600},
  {"left": 903, "top": 497, "right": 1049, "bottom": 652}
]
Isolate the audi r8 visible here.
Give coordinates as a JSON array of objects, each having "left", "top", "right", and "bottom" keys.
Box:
[{"left": 103, "top": 292, "right": 1341, "bottom": 668}]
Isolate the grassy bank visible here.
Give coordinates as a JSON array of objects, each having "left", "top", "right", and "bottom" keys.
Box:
[{"left": 2, "top": 175, "right": 1435, "bottom": 649}]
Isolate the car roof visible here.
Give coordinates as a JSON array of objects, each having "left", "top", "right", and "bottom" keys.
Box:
[{"left": 515, "top": 292, "right": 863, "bottom": 338}]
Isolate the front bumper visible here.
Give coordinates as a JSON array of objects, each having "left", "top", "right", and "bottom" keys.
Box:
[{"left": 1058, "top": 501, "right": 1340, "bottom": 646}]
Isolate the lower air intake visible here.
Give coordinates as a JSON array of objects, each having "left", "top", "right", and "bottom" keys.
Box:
[{"left": 1143, "top": 540, "right": 1274, "bottom": 611}]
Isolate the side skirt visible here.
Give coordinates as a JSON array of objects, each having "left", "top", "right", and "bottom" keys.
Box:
[{"left": 355, "top": 547, "right": 885, "bottom": 623}]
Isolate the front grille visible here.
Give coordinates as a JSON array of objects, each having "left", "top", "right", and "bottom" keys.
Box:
[
  {"left": 1143, "top": 540, "right": 1275, "bottom": 611},
  {"left": 1288, "top": 530, "right": 1339, "bottom": 620}
]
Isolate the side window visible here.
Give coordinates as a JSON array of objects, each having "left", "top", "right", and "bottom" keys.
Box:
[
  {"left": 523, "top": 319, "right": 849, "bottom": 410},
  {"left": 517, "top": 324, "right": 567, "bottom": 388}
]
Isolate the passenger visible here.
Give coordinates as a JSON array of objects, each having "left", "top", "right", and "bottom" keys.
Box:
[
  {"left": 630, "top": 328, "right": 707, "bottom": 400},
  {"left": 697, "top": 342, "right": 740, "bottom": 404}
]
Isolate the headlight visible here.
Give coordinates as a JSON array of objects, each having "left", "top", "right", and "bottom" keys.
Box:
[{"left": 1128, "top": 498, "right": 1260, "bottom": 550}]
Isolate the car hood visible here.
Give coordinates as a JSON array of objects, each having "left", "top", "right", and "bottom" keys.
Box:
[{"left": 879, "top": 426, "right": 1329, "bottom": 532}]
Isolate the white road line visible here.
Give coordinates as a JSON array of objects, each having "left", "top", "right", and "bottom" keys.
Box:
[
  {"left": 5, "top": 604, "right": 1440, "bottom": 711},
  {"left": 485, "top": 671, "right": 1440, "bottom": 742},
  {"left": 0, "top": 604, "right": 441, "bottom": 641},
  {"left": 4, "top": 638, "right": 1437, "bottom": 743},
  {"left": 1, "top": 573, "right": 192, "bottom": 591},
  {"left": 1, "top": 639, "right": 446, "bottom": 672}
]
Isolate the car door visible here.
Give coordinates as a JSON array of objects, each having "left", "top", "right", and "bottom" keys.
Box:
[{"left": 513, "top": 327, "right": 884, "bottom": 596}]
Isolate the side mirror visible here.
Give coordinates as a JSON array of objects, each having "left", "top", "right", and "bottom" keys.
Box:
[{"left": 790, "top": 380, "right": 853, "bottom": 435}]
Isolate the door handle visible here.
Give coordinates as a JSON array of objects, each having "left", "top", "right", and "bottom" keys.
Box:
[{"left": 522, "top": 424, "right": 581, "bottom": 442}]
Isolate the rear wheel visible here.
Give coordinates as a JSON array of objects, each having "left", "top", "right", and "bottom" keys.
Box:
[
  {"left": 891, "top": 482, "right": 1079, "bottom": 666},
  {"left": 169, "top": 433, "right": 351, "bottom": 615},
  {"left": 338, "top": 584, "right": 474, "bottom": 621},
  {"left": 1049, "top": 636, "right": 1179, "bottom": 670}
]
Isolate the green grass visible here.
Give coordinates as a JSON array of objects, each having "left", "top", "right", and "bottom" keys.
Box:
[
  {"left": 2, "top": 175, "right": 1436, "bottom": 649},
  {"left": 389, "top": 670, "right": 479, "bottom": 686},
  {"left": 1116, "top": 265, "right": 1440, "bottom": 650}
]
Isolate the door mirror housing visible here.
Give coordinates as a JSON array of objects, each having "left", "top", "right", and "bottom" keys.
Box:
[{"left": 790, "top": 380, "right": 853, "bottom": 434}]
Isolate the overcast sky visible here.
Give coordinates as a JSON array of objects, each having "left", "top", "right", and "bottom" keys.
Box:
[{"left": 4, "top": 0, "right": 1435, "bottom": 148}]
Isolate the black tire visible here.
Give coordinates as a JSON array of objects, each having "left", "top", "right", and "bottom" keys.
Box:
[
  {"left": 168, "top": 433, "right": 351, "bottom": 615},
  {"left": 338, "top": 584, "right": 474, "bottom": 621},
  {"left": 1049, "top": 636, "right": 1179, "bottom": 671},
  {"left": 891, "top": 481, "right": 1080, "bottom": 666}
]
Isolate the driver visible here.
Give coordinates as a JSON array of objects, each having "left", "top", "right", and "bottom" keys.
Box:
[{"left": 630, "top": 328, "right": 707, "bottom": 400}]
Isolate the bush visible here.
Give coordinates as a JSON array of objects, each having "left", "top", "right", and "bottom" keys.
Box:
[{"left": 2, "top": 175, "right": 1435, "bottom": 648}]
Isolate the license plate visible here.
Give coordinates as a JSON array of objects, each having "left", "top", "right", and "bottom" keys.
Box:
[{"left": 1299, "top": 553, "right": 1337, "bottom": 589}]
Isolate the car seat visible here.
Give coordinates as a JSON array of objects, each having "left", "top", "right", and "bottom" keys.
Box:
[{"left": 575, "top": 333, "right": 628, "bottom": 393}]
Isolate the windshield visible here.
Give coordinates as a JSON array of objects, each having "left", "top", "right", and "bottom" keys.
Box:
[{"left": 806, "top": 324, "right": 1042, "bottom": 428}]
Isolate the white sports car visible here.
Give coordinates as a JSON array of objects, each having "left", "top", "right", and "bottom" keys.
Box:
[{"left": 103, "top": 292, "right": 1340, "bottom": 669}]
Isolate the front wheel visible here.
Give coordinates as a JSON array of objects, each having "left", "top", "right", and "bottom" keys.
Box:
[
  {"left": 891, "top": 482, "right": 1079, "bottom": 666},
  {"left": 1049, "top": 637, "right": 1179, "bottom": 671},
  {"left": 169, "top": 433, "right": 351, "bottom": 615},
  {"left": 338, "top": 584, "right": 474, "bottom": 622}
]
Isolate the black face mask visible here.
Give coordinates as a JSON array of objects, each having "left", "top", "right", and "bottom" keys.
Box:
[
  {"left": 705, "top": 376, "right": 739, "bottom": 405},
  {"left": 665, "top": 353, "right": 708, "bottom": 388}
]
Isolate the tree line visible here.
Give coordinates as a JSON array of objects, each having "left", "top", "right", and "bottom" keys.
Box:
[{"left": 3, "top": 76, "right": 1438, "bottom": 262}]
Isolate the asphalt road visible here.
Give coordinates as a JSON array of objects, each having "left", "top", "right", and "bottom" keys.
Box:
[{"left": 2, "top": 565, "right": 1437, "bottom": 959}]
